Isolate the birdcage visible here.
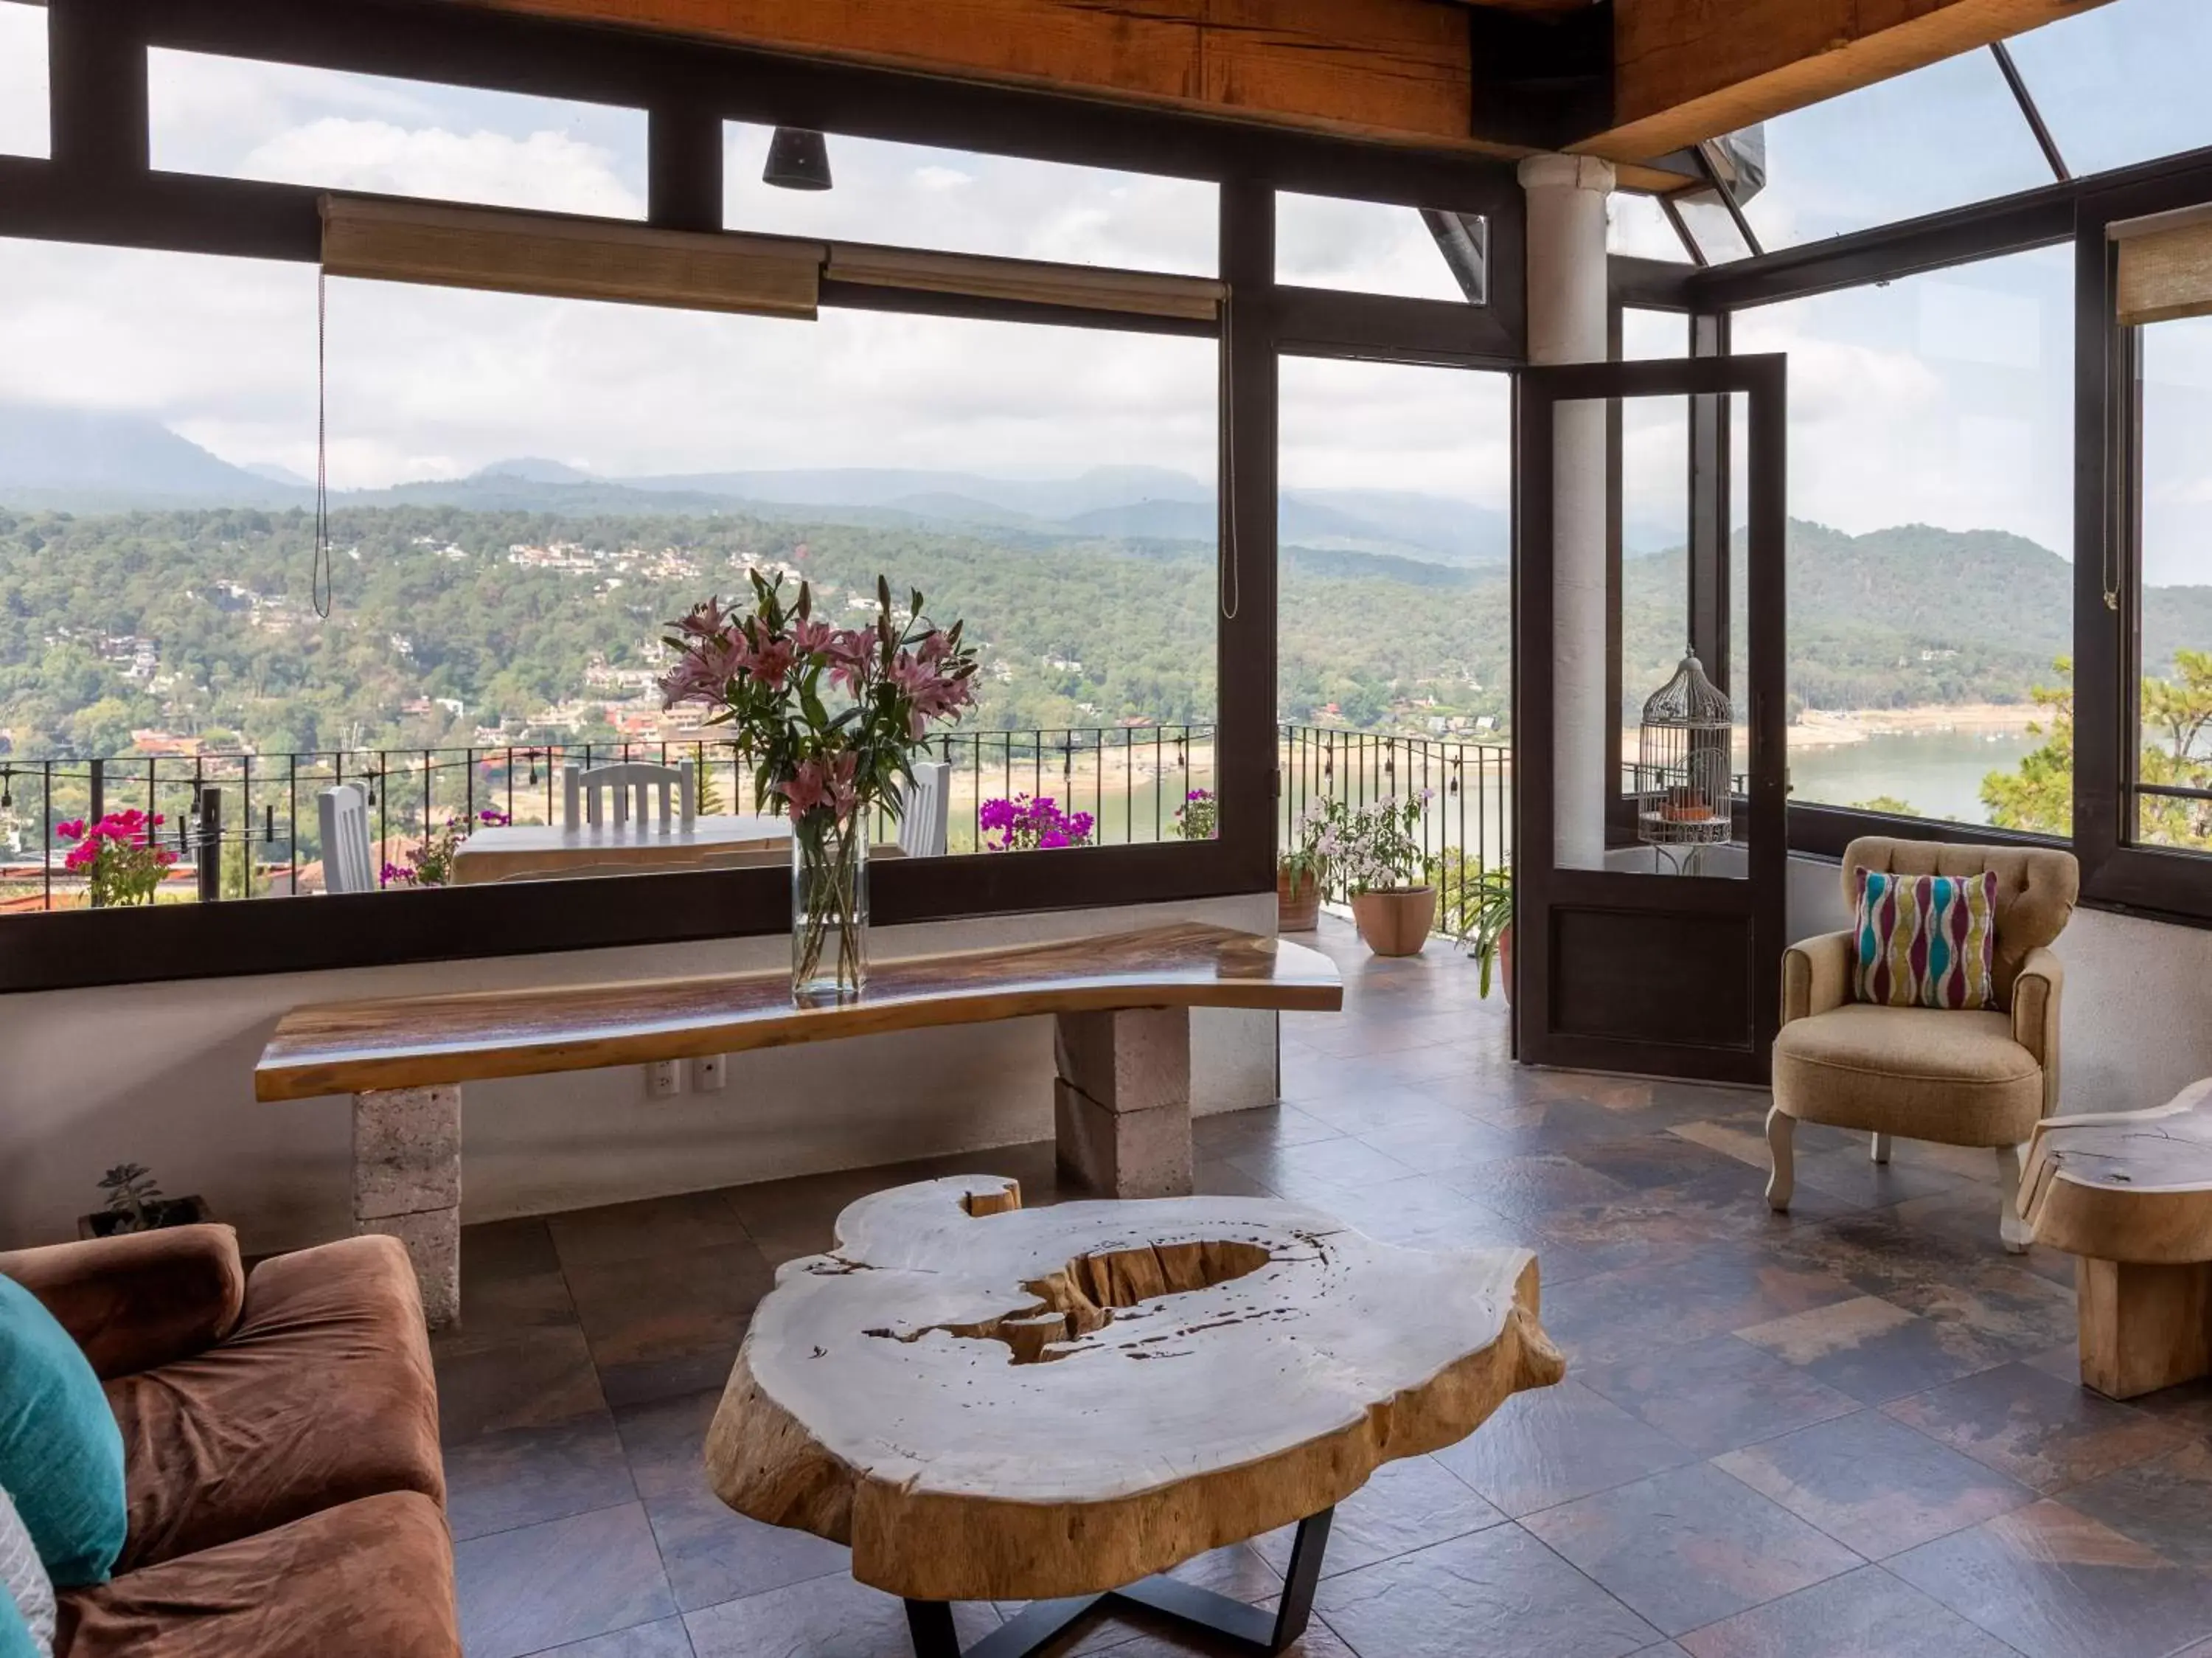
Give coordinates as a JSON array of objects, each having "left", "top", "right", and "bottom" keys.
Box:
[{"left": 1635, "top": 650, "right": 1734, "bottom": 869}]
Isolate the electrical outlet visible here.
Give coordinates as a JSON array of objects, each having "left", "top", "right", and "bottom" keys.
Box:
[
  {"left": 693, "top": 1053, "right": 728, "bottom": 1092},
  {"left": 646, "top": 1059, "right": 684, "bottom": 1099}
]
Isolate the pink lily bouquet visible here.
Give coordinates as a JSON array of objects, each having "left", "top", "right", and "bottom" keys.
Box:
[{"left": 661, "top": 569, "right": 978, "bottom": 1002}]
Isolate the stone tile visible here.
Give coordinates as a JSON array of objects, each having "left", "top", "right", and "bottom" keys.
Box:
[
  {"left": 1251, "top": 1454, "right": 1505, "bottom": 1579},
  {"left": 445, "top": 1411, "right": 639, "bottom": 1542},
  {"left": 1349, "top": 1109, "right": 1522, "bottom": 1173},
  {"left": 684, "top": 1574, "right": 1000, "bottom": 1658},
  {"left": 1278, "top": 1083, "right": 1461, "bottom": 1140},
  {"left": 1735, "top": 1296, "right": 2014, "bottom": 1404},
  {"left": 462, "top": 1215, "right": 563, "bottom": 1278},
  {"left": 598, "top": 1342, "right": 745, "bottom": 1412},
  {"left": 2057, "top": 1440, "right": 2212, "bottom": 1571},
  {"left": 1090, "top": 1619, "right": 1356, "bottom": 1658},
  {"left": 1190, "top": 1103, "right": 1343, "bottom": 1156},
  {"left": 436, "top": 1322, "right": 608, "bottom": 1446},
  {"left": 1572, "top": 1132, "right": 1769, "bottom": 1195},
  {"left": 1578, "top": 1334, "right": 1859, "bottom": 1455},
  {"left": 1192, "top": 1158, "right": 1279, "bottom": 1200},
  {"left": 1666, "top": 1118, "right": 1775, "bottom": 1170},
  {"left": 456, "top": 1502, "right": 676, "bottom": 1658},
  {"left": 1222, "top": 1137, "right": 1418, "bottom": 1199},
  {"left": 565, "top": 1241, "right": 776, "bottom": 1370},
  {"left": 616, "top": 1390, "right": 849, "bottom": 1612},
  {"left": 1290, "top": 1174, "right": 1519, "bottom": 1252},
  {"left": 1883, "top": 1362, "right": 2190, "bottom": 1494},
  {"left": 1313, "top": 1523, "right": 1661, "bottom": 1658},
  {"left": 1713, "top": 1408, "right": 2037, "bottom": 1559},
  {"left": 549, "top": 1190, "right": 754, "bottom": 1272},
  {"left": 1542, "top": 1251, "right": 1858, "bottom": 1369},
  {"left": 1523, "top": 1463, "right": 1863, "bottom": 1637},
  {"left": 1440, "top": 1154, "right": 1638, "bottom": 1222},
  {"left": 723, "top": 1167, "right": 895, "bottom": 1258},
  {"left": 1430, "top": 1379, "right": 1697, "bottom": 1518},
  {"left": 1889, "top": 1499, "right": 2212, "bottom": 1658},
  {"left": 1675, "top": 1564, "right": 2016, "bottom": 1658},
  {"left": 529, "top": 1619, "right": 695, "bottom": 1657},
  {"left": 1789, "top": 1145, "right": 1966, "bottom": 1210}
]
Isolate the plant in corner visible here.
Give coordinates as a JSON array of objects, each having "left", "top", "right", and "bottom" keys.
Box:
[
  {"left": 979, "top": 794, "right": 1095, "bottom": 850},
  {"left": 661, "top": 571, "right": 979, "bottom": 1005},
  {"left": 1171, "top": 788, "right": 1217, "bottom": 841},
  {"left": 1450, "top": 859, "right": 1514, "bottom": 1002},
  {"left": 1324, "top": 792, "right": 1438, "bottom": 957},
  {"left": 55, "top": 810, "right": 180, "bottom": 906},
  {"left": 1276, "top": 799, "right": 1331, "bottom": 932},
  {"left": 80, "top": 1162, "right": 211, "bottom": 1239}
]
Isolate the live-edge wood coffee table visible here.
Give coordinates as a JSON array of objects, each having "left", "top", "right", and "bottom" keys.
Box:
[{"left": 705, "top": 1174, "right": 1565, "bottom": 1657}]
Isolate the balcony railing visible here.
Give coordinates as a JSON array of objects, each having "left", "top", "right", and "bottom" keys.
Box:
[{"left": 0, "top": 724, "right": 1512, "bottom": 915}]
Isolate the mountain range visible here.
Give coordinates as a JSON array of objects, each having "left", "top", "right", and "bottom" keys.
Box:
[{"left": 0, "top": 404, "right": 1514, "bottom": 568}]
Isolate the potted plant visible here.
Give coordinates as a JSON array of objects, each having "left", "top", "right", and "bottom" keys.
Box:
[
  {"left": 661, "top": 572, "right": 979, "bottom": 1005},
  {"left": 55, "top": 810, "right": 181, "bottom": 906},
  {"left": 1276, "top": 799, "right": 1329, "bottom": 932},
  {"left": 77, "top": 1164, "right": 210, "bottom": 1240},
  {"left": 979, "top": 794, "right": 1096, "bottom": 850},
  {"left": 1455, "top": 861, "right": 1515, "bottom": 1003},
  {"left": 1331, "top": 793, "right": 1437, "bottom": 957},
  {"left": 1172, "top": 788, "right": 1217, "bottom": 840}
]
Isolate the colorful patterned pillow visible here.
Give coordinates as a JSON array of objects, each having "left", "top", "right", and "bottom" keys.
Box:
[{"left": 1854, "top": 868, "right": 2000, "bottom": 1010}]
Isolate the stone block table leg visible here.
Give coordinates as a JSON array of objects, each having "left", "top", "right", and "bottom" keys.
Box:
[
  {"left": 2078, "top": 1257, "right": 2212, "bottom": 1400},
  {"left": 1052, "top": 1007, "right": 1192, "bottom": 1199},
  {"left": 352, "top": 1084, "right": 462, "bottom": 1328}
]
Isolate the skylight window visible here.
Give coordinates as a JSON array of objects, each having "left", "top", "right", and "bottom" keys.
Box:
[{"left": 2004, "top": 0, "right": 2212, "bottom": 180}]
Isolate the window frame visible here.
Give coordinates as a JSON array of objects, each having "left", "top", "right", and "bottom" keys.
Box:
[
  {"left": 1621, "top": 139, "right": 2212, "bottom": 928},
  {"left": 0, "top": 0, "right": 1526, "bottom": 992}
]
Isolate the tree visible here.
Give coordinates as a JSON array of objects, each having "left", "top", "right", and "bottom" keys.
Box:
[
  {"left": 1980, "top": 652, "right": 2212, "bottom": 850},
  {"left": 1850, "top": 796, "right": 1921, "bottom": 817}
]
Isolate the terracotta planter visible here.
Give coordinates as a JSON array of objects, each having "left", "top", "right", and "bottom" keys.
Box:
[
  {"left": 1350, "top": 885, "right": 1436, "bottom": 957},
  {"left": 1276, "top": 866, "right": 1322, "bottom": 932}
]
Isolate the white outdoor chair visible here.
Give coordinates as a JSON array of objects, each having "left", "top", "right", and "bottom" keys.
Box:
[
  {"left": 897, "top": 760, "right": 952, "bottom": 859},
  {"left": 563, "top": 760, "right": 696, "bottom": 830},
  {"left": 318, "top": 783, "right": 376, "bottom": 894}
]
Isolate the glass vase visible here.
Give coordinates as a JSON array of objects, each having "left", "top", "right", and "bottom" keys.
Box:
[{"left": 791, "top": 815, "right": 869, "bottom": 1005}]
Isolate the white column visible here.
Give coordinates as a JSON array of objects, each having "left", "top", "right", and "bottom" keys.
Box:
[{"left": 1520, "top": 153, "right": 1615, "bottom": 870}]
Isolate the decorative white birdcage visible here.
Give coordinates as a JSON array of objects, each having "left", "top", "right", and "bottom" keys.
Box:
[{"left": 1635, "top": 650, "right": 1734, "bottom": 861}]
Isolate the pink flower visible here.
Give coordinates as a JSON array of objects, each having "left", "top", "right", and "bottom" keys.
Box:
[
  {"left": 775, "top": 752, "right": 860, "bottom": 822},
  {"left": 748, "top": 636, "right": 796, "bottom": 690},
  {"left": 478, "top": 807, "right": 510, "bottom": 827},
  {"left": 790, "top": 617, "right": 836, "bottom": 657},
  {"left": 55, "top": 818, "right": 86, "bottom": 842}
]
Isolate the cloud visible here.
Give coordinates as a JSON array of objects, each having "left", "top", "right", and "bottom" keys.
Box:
[
  {"left": 239, "top": 119, "right": 644, "bottom": 218},
  {"left": 0, "top": 3, "right": 46, "bottom": 160}
]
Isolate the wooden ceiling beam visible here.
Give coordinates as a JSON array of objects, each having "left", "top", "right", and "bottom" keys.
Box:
[
  {"left": 1581, "top": 0, "right": 2122, "bottom": 163},
  {"left": 442, "top": 0, "right": 1490, "bottom": 153}
]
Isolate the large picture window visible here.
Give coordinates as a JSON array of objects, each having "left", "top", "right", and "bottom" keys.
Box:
[
  {"left": 0, "top": 232, "right": 1220, "bottom": 918},
  {"left": 1731, "top": 246, "right": 2073, "bottom": 833},
  {"left": 2133, "top": 313, "right": 2212, "bottom": 853}
]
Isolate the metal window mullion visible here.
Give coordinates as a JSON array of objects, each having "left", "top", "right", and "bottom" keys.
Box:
[{"left": 1990, "top": 41, "right": 2070, "bottom": 184}]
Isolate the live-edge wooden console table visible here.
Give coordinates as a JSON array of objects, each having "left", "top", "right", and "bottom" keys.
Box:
[{"left": 254, "top": 922, "right": 1343, "bottom": 1325}]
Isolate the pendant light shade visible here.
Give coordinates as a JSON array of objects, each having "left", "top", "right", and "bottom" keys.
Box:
[{"left": 764, "top": 128, "right": 832, "bottom": 192}]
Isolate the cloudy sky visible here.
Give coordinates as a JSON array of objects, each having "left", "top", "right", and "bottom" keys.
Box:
[{"left": 0, "top": 0, "right": 2207, "bottom": 581}]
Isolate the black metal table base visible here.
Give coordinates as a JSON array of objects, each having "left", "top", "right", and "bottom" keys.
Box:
[{"left": 904, "top": 1508, "right": 1334, "bottom": 1658}]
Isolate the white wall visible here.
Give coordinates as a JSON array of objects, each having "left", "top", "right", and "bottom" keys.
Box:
[
  {"left": 0, "top": 894, "right": 1279, "bottom": 1254},
  {"left": 1787, "top": 854, "right": 2212, "bottom": 1117}
]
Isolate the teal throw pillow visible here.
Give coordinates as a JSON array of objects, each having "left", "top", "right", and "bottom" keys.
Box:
[
  {"left": 0, "top": 1582, "right": 39, "bottom": 1658},
  {"left": 0, "top": 1274, "right": 126, "bottom": 1588}
]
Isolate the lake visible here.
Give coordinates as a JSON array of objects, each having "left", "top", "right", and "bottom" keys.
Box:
[{"left": 1786, "top": 727, "right": 2042, "bottom": 826}]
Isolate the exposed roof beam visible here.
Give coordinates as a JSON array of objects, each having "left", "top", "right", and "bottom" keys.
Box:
[
  {"left": 443, "top": 0, "right": 1486, "bottom": 153},
  {"left": 1580, "top": 0, "right": 2123, "bottom": 163}
]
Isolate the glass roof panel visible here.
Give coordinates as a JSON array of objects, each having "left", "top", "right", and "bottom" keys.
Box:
[
  {"left": 1735, "top": 48, "right": 2053, "bottom": 253},
  {"left": 0, "top": 3, "right": 47, "bottom": 160},
  {"left": 1672, "top": 190, "right": 1752, "bottom": 263},
  {"left": 1607, "top": 192, "right": 1691, "bottom": 263},
  {"left": 1275, "top": 192, "right": 1468, "bottom": 300},
  {"left": 2004, "top": 0, "right": 2212, "bottom": 180}
]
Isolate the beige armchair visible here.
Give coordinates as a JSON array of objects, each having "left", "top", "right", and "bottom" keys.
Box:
[{"left": 1766, "top": 837, "right": 2079, "bottom": 1252}]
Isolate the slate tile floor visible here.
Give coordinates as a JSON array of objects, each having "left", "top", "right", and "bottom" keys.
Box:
[{"left": 436, "top": 918, "right": 2212, "bottom": 1658}]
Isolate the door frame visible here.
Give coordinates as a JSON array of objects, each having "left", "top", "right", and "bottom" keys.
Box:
[{"left": 1512, "top": 352, "right": 1789, "bottom": 1083}]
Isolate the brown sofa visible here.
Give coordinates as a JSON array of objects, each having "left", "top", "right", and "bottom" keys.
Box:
[{"left": 0, "top": 1224, "right": 461, "bottom": 1658}]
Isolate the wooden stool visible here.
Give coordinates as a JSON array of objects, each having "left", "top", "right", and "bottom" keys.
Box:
[
  {"left": 705, "top": 1175, "right": 1565, "bottom": 1658},
  {"left": 2022, "top": 1078, "right": 2212, "bottom": 1400}
]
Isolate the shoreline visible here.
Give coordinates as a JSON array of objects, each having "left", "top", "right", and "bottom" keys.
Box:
[{"left": 1786, "top": 704, "right": 2042, "bottom": 750}]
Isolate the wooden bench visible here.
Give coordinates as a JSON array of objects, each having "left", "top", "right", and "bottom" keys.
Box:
[
  {"left": 707, "top": 1174, "right": 1563, "bottom": 1657},
  {"left": 254, "top": 922, "right": 1343, "bottom": 1325},
  {"left": 2021, "top": 1078, "right": 2212, "bottom": 1399}
]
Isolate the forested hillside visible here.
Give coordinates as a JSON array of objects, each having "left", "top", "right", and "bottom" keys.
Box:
[{"left": 0, "top": 501, "right": 2205, "bottom": 760}]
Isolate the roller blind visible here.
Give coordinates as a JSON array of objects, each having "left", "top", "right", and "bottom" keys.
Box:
[
  {"left": 825, "top": 243, "right": 1226, "bottom": 321},
  {"left": 2113, "top": 204, "right": 2212, "bottom": 328},
  {"left": 320, "top": 195, "right": 826, "bottom": 319}
]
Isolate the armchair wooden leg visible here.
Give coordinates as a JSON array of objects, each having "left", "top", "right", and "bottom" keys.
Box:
[
  {"left": 1997, "top": 1142, "right": 2031, "bottom": 1255},
  {"left": 1764, "top": 1106, "right": 1795, "bottom": 1213},
  {"left": 1870, "top": 1132, "right": 1891, "bottom": 1165}
]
